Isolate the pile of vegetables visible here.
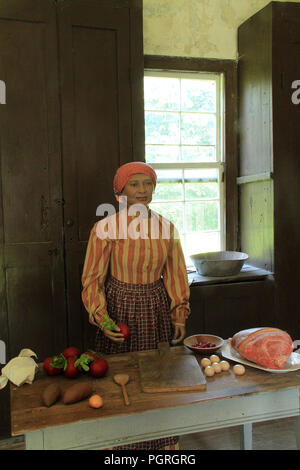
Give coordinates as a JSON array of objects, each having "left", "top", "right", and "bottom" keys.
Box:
[
  {"left": 42, "top": 381, "right": 103, "bottom": 408},
  {"left": 43, "top": 346, "right": 109, "bottom": 379}
]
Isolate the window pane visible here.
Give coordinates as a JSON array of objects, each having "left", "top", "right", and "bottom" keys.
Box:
[
  {"left": 185, "top": 201, "right": 219, "bottom": 232},
  {"left": 144, "top": 71, "right": 224, "bottom": 264},
  {"left": 182, "top": 146, "right": 216, "bottom": 162},
  {"left": 184, "top": 169, "right": 219, "bottom": 200},
  {"left": 150, "top": 201, "right": 184, "bottom": 232},
  {"left": 181, "top": 114, "right": 216, "bottom": 145},
  {"left": 146, "top": 145, "right": 180, "bottom": 163},
  {"left": 145, "top": 111, "right": 180, "bottom": 145},
  {"left": 185, "top": 232, "right": 221, "bottom": 262},
  {"left": 153, "top": 169, "right": 183, "bottom": 201},
  {"left": 144, "top": 76, "right": 180, "bottom": 111},
  {"left": 181, "top": 79, "right": 216, "bottom": 113}
]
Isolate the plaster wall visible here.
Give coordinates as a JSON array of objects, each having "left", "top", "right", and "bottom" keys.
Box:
[{"left": 143, "top": 0, "right": 300, "bottom": 59}]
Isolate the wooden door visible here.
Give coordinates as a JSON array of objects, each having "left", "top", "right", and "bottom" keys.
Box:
[
  {"left": 0, "top": 0, "right": 67, "bottom": 361},
  {"left": 272, "top": 3, "right": 300, "bottom": 336},
  {"left": 57, "top": 0, "right": 144, "bottom": 350},
  {"left": 237, "top": 3, "right": 274, "bottom": 272}
]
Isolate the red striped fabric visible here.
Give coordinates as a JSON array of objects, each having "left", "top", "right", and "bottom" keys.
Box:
[{"left": 81, "top": 209, "right": 190, "bottom": 327}]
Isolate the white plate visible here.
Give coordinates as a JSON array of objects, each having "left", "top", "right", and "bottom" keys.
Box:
[{"left": 221, "top": 341, "right": 300, "bottom": 373}]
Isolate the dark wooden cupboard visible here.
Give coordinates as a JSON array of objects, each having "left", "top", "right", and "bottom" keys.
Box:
[
  {"left": 187, "top": 277, "right": 275, "bottom": 340},
  {"left": 0, "top": 0, "right": 144, "bottom": 359},
  {"left": 0, "top": 0, "right": 66, "bottom": 361},
  {"left": 57, "top": 0, "right": 144, "bottom": 352},
  {"left": 238, "top": 2, "right": 300, "bottom": 338},
  {"left": 0, "top": 0, "right": 144, "bottom": 438}
]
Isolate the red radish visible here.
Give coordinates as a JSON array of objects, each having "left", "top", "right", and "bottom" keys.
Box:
[
  {"left": 100, "top": 315, "right": 130, "bottom": 340},
  {"left": 117, "top": 322, "right": 130, "bottom": 340},
  {"left": 74, "top": 351, "right": 103, "bottom": 372},
  {"left": 43, "top": 357, "right": 62, "bottom": 376},
  {"left": 89, "top": 358, "right": 109, "bottom": 378},
  {"left": 64, "top": 356, "right": 80, "bottom": 378},
  {"left": 83, "top": 350, "right": 103, "bottom": 361},
  {"left": 62, "top": 346, "right": 80, "bottom": 359}
]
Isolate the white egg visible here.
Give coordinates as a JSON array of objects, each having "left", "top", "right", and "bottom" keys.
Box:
[
  {"left": 211, "top": 362, "right": 222, "bottom": 373},
  {"left": 233, "top": 364, "right": 246, "bottom": 376},
  {"left": 201, "top": 358, "right": 211, "bottom": 368},
  {"left": 210, "top": 354, "right": 220, "bottom": 363},
  {"left": 220, "top": 360, "right": 230, "bottom": 371},
  {"left": 204, "top": 365, "right": 215, "bottom": 377}
]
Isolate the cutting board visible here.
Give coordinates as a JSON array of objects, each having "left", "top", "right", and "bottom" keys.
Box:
[{"left": 137, "top": 342, "right": 206, "bottom": 393}]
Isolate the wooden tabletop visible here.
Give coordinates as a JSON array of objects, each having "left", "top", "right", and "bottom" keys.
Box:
[{"left": 10, "top": 346, "right": 300, "bottom": 436}]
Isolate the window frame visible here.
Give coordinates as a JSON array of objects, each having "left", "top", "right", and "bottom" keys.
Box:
[{"left": 144, "top": 55, "right": 238, "bottom": 252}]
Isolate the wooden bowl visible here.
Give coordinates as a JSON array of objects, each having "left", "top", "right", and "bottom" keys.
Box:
[{"left": 184, "top": 334, "right": 224, "bottom": 354}]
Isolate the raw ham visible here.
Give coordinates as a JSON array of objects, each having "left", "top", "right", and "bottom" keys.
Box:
[{"left": 229, "top": 327, "right": 293, "bottom": 369}]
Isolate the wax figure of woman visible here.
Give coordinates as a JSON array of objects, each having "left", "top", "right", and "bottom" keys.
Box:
[{"left": 82, "top": 161, "right": 190, "bottom": 450}]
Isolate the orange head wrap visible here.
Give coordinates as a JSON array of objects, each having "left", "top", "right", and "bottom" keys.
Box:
[{"left": 113, "top": 162, "right": 157, "bottom": 200}]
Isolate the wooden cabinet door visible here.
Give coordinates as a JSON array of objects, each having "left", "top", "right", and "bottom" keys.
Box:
[
  {"left": 57, "top": 0, "right": 144, "bottom": 349},
  {"left": 188, "top": 279, "right": 275, "bottom": 340},
  {"left": 273, "top": 4, "right": 300, "bottom": 336},
  {"left": 0, "top": 0, "right": 67, "bottom": 360}
]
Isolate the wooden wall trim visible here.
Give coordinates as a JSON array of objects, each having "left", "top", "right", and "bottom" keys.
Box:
[
  {"left": 144, "top": 55, "right": 238, "bottom": 251},
  {"left": 237, "top": 172, "right": 274, "bottom": 185}
]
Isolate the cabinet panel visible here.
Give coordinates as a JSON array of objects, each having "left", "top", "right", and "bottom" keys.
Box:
[
  {"left": 273, "top": 7, "right": 300, "bottom": 337},
  {"left": 0, "top": 0, "right": 144, "bottom": 440},
  {"left": 0, "top": 21, "right": 51, "bottom": 243},
  {"left": 238, "top": 2, "right": 300, "bottom": 338},
  {"left": 0, "top": 1, "right": 66, "bottom": 360},
  {"left": 57, "top": 0, "right": 144, "bottom": 349},
  {"left": 188, "top": 279, "right": 275, "bottom": 340},
  {"left": 238, "top": 4, "right": 273, "bottom": 177},
  {"left": 72, "top": 25, "right": 124, "bottom": 242},
  {"left": 0, "top": 0, "right": 66, "bottom": 440},
  {"left": 239, "top": 180, "right": 274, "bottom": 271},
  {"left": 185, "top": 288, "right": 204, "bottom": 338}
]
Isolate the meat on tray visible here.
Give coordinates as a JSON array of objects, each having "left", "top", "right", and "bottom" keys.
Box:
[{"left": 229, "top": 327, "right": 293, "bottom": 369}]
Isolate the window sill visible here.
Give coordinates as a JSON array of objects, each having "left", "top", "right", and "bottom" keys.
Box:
[{"left": 188, "top": 264, "right": 273, "bottom": 287}]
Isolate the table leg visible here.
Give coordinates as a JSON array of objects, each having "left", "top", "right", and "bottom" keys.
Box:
[
  {"left": 294, "top": 416, "right": 300, "bottom": 449},
  {"left": 239, "top": 423, "right": 253, "bottom": 450}
]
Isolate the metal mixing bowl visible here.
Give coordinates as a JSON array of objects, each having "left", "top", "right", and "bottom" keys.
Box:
[{"left": 190, "top": 250, "right": 248, "bottom": 277}]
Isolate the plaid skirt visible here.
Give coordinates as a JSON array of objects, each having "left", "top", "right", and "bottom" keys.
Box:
[{"left": 94, "top": 276, "right": 179, "bottom": 450}]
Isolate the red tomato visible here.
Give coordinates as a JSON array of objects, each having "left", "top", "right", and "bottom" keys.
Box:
[
  {"left": 43, "top": 357, "right": 62, "bottom": 376},
  {"left": 117, "top": 322, "right": 130, "bottom": 340},
  {"left": 89, "top": 358, "right": 109, "bottom": 378},
  {"left": 62, "top": 346, "right": 80, "bottom": 359}
]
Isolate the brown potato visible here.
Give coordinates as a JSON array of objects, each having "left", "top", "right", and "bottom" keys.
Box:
[
  {"left": 63, "top": 382, "right": 92, "bottom": 405},
  {"left": 42, "top": 383, "right": 61, "bottom": 407}
]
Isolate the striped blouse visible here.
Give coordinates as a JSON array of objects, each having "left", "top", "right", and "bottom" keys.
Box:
[{"left": 81, "top": 209, "right": 190, "bottom": 327}]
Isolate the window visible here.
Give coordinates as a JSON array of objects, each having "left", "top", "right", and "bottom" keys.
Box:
[{"left": 144, "top": 70, "right": 225, "bottom": 265}]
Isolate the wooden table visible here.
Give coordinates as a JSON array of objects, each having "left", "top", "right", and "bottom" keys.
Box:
[{"left": 10, "top": 347, "right": 300, "bottom": 450}]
